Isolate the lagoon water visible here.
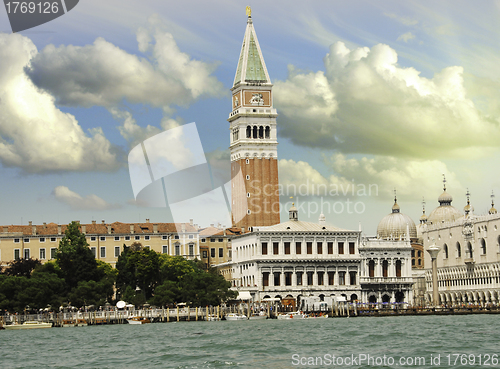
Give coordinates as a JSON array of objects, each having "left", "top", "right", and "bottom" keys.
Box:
[{"left": 1, "top": 314, "right": 499, "bottom": 368}]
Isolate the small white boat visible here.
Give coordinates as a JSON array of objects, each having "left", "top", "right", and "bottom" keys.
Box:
[
  {"left": 206, "top": 315, "right": 219, "bottom": 321},
  {"left": 277, "top": 311, "right": 307, "bottom": 320},
  {"left": 4, "top": 321, "right": 52, "bottom": 330},
  {"left": 225, "top": 313, "right": 247, "bottom": 321},
  {"left": 126, "top": 316, "right": 151, "bottom": 325},
  {"left": 249, "top": 311, "right": 267, "bottom": 320}
]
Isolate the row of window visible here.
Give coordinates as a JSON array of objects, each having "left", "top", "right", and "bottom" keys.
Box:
[
  {"left": 8, "top": 234, "right": 195, "bottom": 243},
  {"left": 11, "top": 244, "right": 196, "bottom": 260},
  {"left": 440, "top": 238, "right": 499, "bottom": 259},
  {"left": 12, "top": 237, "right": 57, "bottom": 243},
  {"left": 261, "top": 241, "right": 356, "bottom": 255},
  {"left": 261, "top": 271, "right": 357, "bottom": 286},
  {"left": 200, "top": 238, "right": 225, "bottom": 243},
  {"left": 367, "top": 260, "right": 403, "bottom": 278}
]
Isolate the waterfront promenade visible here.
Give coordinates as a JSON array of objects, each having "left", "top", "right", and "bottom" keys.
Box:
[{"left": 2, "top": 303, "right": 500, "bottom": 328}]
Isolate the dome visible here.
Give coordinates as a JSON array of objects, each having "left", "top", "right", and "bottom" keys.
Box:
[
  {"left": 438, "top": 191, "right": 453, "bottom": 205},
  {"left": 377, "top": 199, "right": 417, "bottom": 239},
  {"left": 427, "top": 182, "right": 463, "bottom": 225},
  {"left": 427, "top": 205, "right": 462, "bottom": 224}
]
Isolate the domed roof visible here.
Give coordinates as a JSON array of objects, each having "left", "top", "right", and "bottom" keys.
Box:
[
  {"left": 377, "top": 198, "right": 417, "bottom": 240},
  {"left": 438, "top": 190, "right": 453, "bottom": 205},
  {"left": 428, "top": 178, "right": 463, "bottom": 225},
  {"left": 427, "top": 205, "right": 463, "bottom": 224}
]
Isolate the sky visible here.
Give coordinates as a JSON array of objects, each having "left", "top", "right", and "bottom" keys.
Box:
[{"left": 0, "top": 0, "right": 499, "bottom": 235}]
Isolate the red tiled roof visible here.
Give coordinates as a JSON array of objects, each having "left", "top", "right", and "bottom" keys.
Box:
[{"left": 1, "top": 221, "right": 197, "bottom": 236}]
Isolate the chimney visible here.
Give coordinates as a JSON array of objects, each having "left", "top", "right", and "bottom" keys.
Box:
[
  {"left": 58, "top": 225, "right": 62, "bottom": 235},
  {"left": 43, "top": 222, "right": 46, "bottom": 228},
  {"left": 29, "top": 221, "right": 32, "bottom": 226},
  {"left": 241, "top": 227, "right": 245, "bottom": 233},
  {"left": 153, "top": 224, "right": 158, "bottom": 233},
  {"left": 130, "top": 224, "right": 134, "bottom": 234},
  {"left": 108, "top": 225, "right": 112, "bottom": 234},
  {"left": 82, "top": 225, "right": 86, "bottom": 234},
  {"left": 101, "top": 220, "right": 105, "bottom": 224},
  {"left": 92, "top": 220, "right": 96, "bottom": 225},
  {"left": 146, "top": 218, "right": 150, "bottom": 223},
  {"left": 32, "top": 225, "right": 36, "bottom": 235},
  {"left": 189, "top": 219, "right": 193, "bottom": 226}
]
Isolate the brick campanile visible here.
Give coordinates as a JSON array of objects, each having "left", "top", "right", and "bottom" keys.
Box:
[{"left": 228, "top": 11, "right": 280, "bottom": 230}]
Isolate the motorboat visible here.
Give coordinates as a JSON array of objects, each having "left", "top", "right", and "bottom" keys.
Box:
[
  {"left": 126, "top": 316, "right": 151, "bottom": 325},
  {"left": 277, "top": 311, "right": 307, "bottom": 320},
  {"left": 249, "top": 311, "right": 267, "bottom": 320},
  {"left": 225, "top": 313, "right": 247, "bottom": 321},
  {"left": 4, "top": 321, "right": 52, "bottom": 330},
  {"left": 75, "top": 319, "right": 88, "bottom": 327},
  {"left": 305, "top": 314, "right": 328, "bottom": 319}
]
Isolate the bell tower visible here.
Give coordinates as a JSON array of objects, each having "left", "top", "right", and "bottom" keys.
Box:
[{"left": 229, "top": 9, "right": 280, "bottom": 230}]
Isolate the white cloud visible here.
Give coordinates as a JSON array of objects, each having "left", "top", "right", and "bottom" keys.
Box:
[
  {"left": 0, "top": 33, "right": 120, "bottom": 173},
  {"left": 325, "top": 153, "right": 463, "bottom": 201},
  {"left": 278, "top": 159, "right": 353, "bottom": 198},
  {"left": 397, "top": 32, "right": 416, "bottom": 43},
  {"left": 25, "top": 17, "right": 224, "bottom": 109},
  {"left": 112, "top": 108, "right": 184, "bottom": 149},
  {"left": 274, "top": 41, "right": 500, "bottom": 159},
  {"left": 53, "top": 186, "right": 119, "bottom": 210},
  {"left": 384, "top": 13, "right": 419, "bottom": 26}
]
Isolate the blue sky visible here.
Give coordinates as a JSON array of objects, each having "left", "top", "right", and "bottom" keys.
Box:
[{"left": 0, "top": 0, "right": 499, "bottom": 235}]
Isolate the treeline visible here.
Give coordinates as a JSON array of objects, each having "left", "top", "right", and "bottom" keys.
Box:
[{"left": 0, "top": 221, "right": 236, "bottom": 313}]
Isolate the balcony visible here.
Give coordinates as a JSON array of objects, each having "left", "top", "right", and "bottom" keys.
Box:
[{"left": 360, "top": 277, "right": 413, "bottom": 284}]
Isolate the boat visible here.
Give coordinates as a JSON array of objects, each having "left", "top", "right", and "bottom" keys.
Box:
[
  {"left": 225, "top": 313, "right": 247, "bottom": 321},
  {"left": 61, "top": 319, "right": 76, "bottom": 327},
  {"left": 206, "top": 315, "right": 219, "bottom": 321},
  {"left": 305, "top": 314, "right": 328, "bottom": 319},
  {"left": 126, "top": 316, "right": 151, "bottom": 325},
  {"left": 249, "top": 311, "right": 267, "bottom": 320},
  {"left": 277, "top": 311, "right": 307, "bottom": 320},
  {"left": 4, "top": 321, "right": 52, "bottom": 330},
  {"left": 75, "top": 319, "right": 88, "bottom": 327}
]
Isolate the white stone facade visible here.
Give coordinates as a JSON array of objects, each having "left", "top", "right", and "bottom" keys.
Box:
[{"left": 422, "top": 212, "right": 500, "bottom": 305}]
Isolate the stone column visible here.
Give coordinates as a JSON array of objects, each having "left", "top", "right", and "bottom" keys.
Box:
[
  {"left": 427, "top": 244, "right": 441, "bottom": 307},
  {"left": 292, "top": 270, "right": 297, "bottom": 287}
]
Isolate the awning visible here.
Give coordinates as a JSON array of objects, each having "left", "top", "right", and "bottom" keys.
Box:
[{"left": 237, "top": 291, "right": 252, "bottom": 300}]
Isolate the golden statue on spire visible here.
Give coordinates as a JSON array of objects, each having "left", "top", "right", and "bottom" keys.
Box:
[{"left": 246, "top": 6, "right": 251, "bottom": 17}]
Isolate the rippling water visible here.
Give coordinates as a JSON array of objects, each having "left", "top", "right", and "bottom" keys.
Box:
[{"left": 2, "top": 315, "right": 499, "bottom": 368}]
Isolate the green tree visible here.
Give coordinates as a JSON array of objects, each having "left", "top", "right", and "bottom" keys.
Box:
[
  {"left": 158, "top": 255, "right": 195, "bottom": 283},
  {"left": 3, "top": 258, "right": 41, "bottom": 278},
  {"left": 151, "top": 280, "right": 179, "bottom": 307},
  {"left": 56, "top": 221, "right": 100, "bottom": 291},
  {"left": 116, "top": 246, "right": 159, "bottom": 302},
  {"left": 179, "top": 267, "right": 236, "bottom": 306}
]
